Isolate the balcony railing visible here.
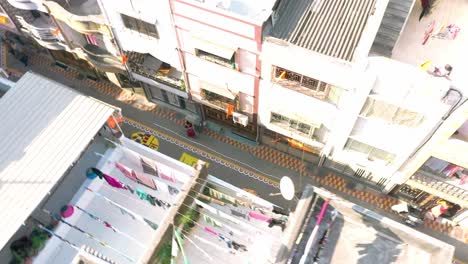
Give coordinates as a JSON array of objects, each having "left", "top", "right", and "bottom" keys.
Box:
[
  {"left": 273, "top": 66, "right": 330, "bottom": 100},
  {"left": 126, "top": 52, "right": 184, "bottom": 91},
  {"left": 6, "top": 0, "right": 47, "bottom": 12},
  {"left": 43, "top": 1, "right": 110, "bottom": 36},
  {"left": 82, "top": 44, "right": 125, "bottom": 73},
  {"left": 16, "top": 16, "right": 67, "bottom": 50},
  {"left": 410, "top": 170, "right": 468, "bottom": 201},
  {"left": 201, "top": 89, "right": 235, "bottom": 110}
]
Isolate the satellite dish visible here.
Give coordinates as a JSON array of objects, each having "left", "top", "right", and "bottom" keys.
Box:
[{"left": 280, "top": 176, "right": 295, "bottom": 200}]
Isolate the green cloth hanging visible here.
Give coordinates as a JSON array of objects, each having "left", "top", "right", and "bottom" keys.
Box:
[{"left": 174, "top": 229, "right": 189, "bottom": 264}]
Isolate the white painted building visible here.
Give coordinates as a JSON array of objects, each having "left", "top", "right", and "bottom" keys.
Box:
[
  {"left": 258, "top": 0, "right": 389, "bottom": 161},
  {"left": 99, "top": 0, "right": 189, "bottom": 108},
  {"left": 0, "top": 72, "right": 204, "bottom": 264},
  {"left": 171, "top": 0, "right": 278, "bottom": 139}
]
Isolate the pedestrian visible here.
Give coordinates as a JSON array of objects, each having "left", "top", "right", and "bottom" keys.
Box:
[{"left": 184, "top": 120, "right": 195, "bottom": 138}]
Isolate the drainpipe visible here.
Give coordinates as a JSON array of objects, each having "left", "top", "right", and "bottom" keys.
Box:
[
  {"left": 299, "top": 199, "right": 329, "bottom": 264},
  {"left": 386, "top": 87, "right": 465, "bottom": 192},
  {"left": 168, "top": 0, "right": 191, "bottom": 100}
]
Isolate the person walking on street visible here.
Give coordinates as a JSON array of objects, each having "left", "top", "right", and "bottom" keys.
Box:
[{"left": 184, "top": 121, "right": 195, "bottom": 138}]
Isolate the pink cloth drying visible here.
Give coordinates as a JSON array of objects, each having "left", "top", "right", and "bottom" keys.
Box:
[
  {"left": 158, "top": 164, "right": 176, "bottom": 182},
  {"left": 204, "top": 226, "right": 218, "bottom": 236},
  {"left": 103, "top": 174, "right": 125, "bottom": 189},
  {"left": 115, "top": 162, "right": 137, "bottom": 181},
  {"left": 133, "top": 171, "right": 157, "bottom": 190},
  {"left": 248, "top": 211, "right": 271, "bottom": 222},
  {"left": 443, "top": 164, "right": 463, "bottom": 177}
]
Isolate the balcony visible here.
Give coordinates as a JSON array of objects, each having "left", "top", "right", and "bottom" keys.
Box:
[
  {"left": 43, "top": 0, "right": 110, "bottom": 37},
  {"left": 81, "top": 44, "right": 125, "bottom": 73},
  {"left": 272, "top": 66, "right": 343, "bottom": 105},
  {"left": 126, "top": 52, "right": 185, "bottom": 91},
  {"left": 6, "top": 0, "right": 47, "bottom": 12},
  {"left": 16, "top": 15, "right": 67, "bottom": 50},
  {"left": 409, "top": 169, "right": 468, "bottom": 207}
]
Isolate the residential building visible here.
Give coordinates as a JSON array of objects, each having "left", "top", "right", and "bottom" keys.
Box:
[
  {"left": 258, "top": 0, "right": 394, "bottom": 173},
  {"left": 0, "top": 71, "right": 316, "bottom": 264},
  {"left": 290, "top": 187, "right": 455, "bottom": 264},
  {"left": 0, "top": 72, "right": 205, "bottom": 264},
  {"left": 388, "top": 99, "right": 467, "bottom": 227},
  {"left": 370, "top": 0, "right": 468, "bottom": 228},
  {"left": 169, "top": 0, "right": 278, "bottom": 140},
  {"left": 98, "top": 0, "right": 192, "bottom": 113}
]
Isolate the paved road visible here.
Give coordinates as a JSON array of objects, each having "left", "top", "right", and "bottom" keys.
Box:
[
  {"left": 120, "top": 118, "right": 296, "bottom": 210},
  {"left": 2, "top": 39, "right": 466, "bottom": 261}
]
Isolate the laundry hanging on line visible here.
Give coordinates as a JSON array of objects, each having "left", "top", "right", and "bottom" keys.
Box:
[
  {"left": 88, "top": 167, "right": 135, "bottom": 194},
  {"left": 72, "top": 204, "right": 145, "bottom": 248},
  {"left": 140, "top": 156, "right": 159, "bottom": 176},
  {"left": 168, "top": 185, "right": 179, "bottom": 195},
  {"left": 158, "top": 163, "right": 176, "bottom": 182},
  {"left": 115, "top": 162, "right": 157, "bottom": 190},
  {"left": 136, "top": 188, "right": 170, "bottom": 209},
  {"left": 85, "top": 187, "right": 159, "bottom": 230},
  {"left": 248, "top": 211, "right": 271, "bottom": 222},
  {"left": 37, "top": 224, "right": 81, "bottom": 251},
  {"left": 44, "top": 210, "right": 135, "bottom": 262}
]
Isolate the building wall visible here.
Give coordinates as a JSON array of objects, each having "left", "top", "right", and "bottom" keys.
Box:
[
  {"left": 171, "top": 0, "right": 262, "bottom": 121},
  {"left": 385, "top": 98, "right": 468, "bottom": 191},
  {"left": 258, "top": 39, "right": 374, "bottom": 153},
  {"left": 100, "top": 0, "right": 180, "bottom": 69}
]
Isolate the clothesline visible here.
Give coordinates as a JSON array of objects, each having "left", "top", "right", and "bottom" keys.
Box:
[
  {"left": 179, "top": 230, "right": 217, "bottom": 263},
  {"left": 191, "top": 178, "right": 280, "bottom": 209},
  {"left": 72, "top": 204, "right": 146, "bottom": 248},
  {"left": 43, "top": 210, "right": 135, "bottom": 262},
  {"left": 84, "top": 187, "right": 159, "bottom": 231},
  {"left": 90, "top": 167, "right": 172, "bottom": 209},
  {"left": 174, "top": 209, "right": 251, "bottom": 248},
  {"left": 100, "top": 183, "right": 171, "bottom": 211}
]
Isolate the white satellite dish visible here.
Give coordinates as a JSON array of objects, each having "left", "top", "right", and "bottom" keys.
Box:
[{"left": 280, "top": 176, "right": 295, "bottom": 201}]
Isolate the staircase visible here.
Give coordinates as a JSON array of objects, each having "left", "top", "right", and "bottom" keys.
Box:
[{"left": 370, "top": 0, "right": 415, "bottom": 57}]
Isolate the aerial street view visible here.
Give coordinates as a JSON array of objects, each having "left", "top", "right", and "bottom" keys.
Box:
[{"left": 0, "top": 0, "right": 466, "bottom": 263}]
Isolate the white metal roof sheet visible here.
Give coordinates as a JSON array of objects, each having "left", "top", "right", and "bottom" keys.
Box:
[{"left": 0, "top": 72, "right": 117, "bottom": 250}]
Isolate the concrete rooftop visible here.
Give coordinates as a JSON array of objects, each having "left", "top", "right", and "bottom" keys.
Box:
[{"left": 290, "top": 189, "right": 455, "bottom": 264}]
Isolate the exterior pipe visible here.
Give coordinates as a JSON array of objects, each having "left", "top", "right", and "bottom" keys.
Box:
[{"left": 299, "top": 199, "right": 329, "bottom": 264}]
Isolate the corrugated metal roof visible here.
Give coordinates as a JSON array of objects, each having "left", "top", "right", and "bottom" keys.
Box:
[
  {"left": 0, "top": 72, "right": 117, "bottom": 250},
  {"left": 370, "top": 0, "right": 414, "bottom": 56},
  {"left": 272, "top": 0, "right": 377, "bottom": 61}
]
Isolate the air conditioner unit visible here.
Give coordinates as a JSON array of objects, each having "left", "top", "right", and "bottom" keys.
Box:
[{"left": 232, "top": 112, "right": 248, "bottom": 126}]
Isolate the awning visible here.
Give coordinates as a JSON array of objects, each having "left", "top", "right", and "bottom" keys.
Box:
[
  {"left": 192, "top": 36, "right": 236, "bottom": 60},
  {"left": 200, "top": 81, "right": 236, "bottom": 100},
  {"left": 143, "top": 54, "right": 163, "bottom": 72},
  {"left": 0, "top": 72, "right": 118, "bottom": 250}
]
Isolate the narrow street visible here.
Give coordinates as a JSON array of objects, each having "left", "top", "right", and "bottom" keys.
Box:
[{"left": 1, "top": 41, "right": 467, "bottom": 262}]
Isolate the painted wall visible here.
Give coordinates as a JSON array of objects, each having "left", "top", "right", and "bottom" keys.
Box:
[
  {"left": 171, "top": 0, "right": 261, "bottom": 115},
  {"left": 259, "top": 39, "right": 374, "bottom": 151},
  {"left": 332, "top": 58, "right": 453, "bottom": 181},
  {"left": 100, "top": 0, "right": 180, "bottom": 69}
]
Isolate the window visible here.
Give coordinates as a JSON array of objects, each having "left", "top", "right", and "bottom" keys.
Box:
[
  {"left": 121, "top": 14, "right": 159, "bottom": 38},
  {"left": 270, "top": 112, "right": 317, "bottom": 138},
  {"left": 273, "top": 66, "right": 341, "bottom": 102},
  {"left": 345, "top": 139, "right": 396, "bottom": 163},
  {"left": 196, "top": 49, "right": 235, "bottom": 68},
  {"left": 201, "top": 89, "right": 234, "bottom": 109},
  {"left": 360, "top": 98, "right": 425, "bottom": 127}
]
